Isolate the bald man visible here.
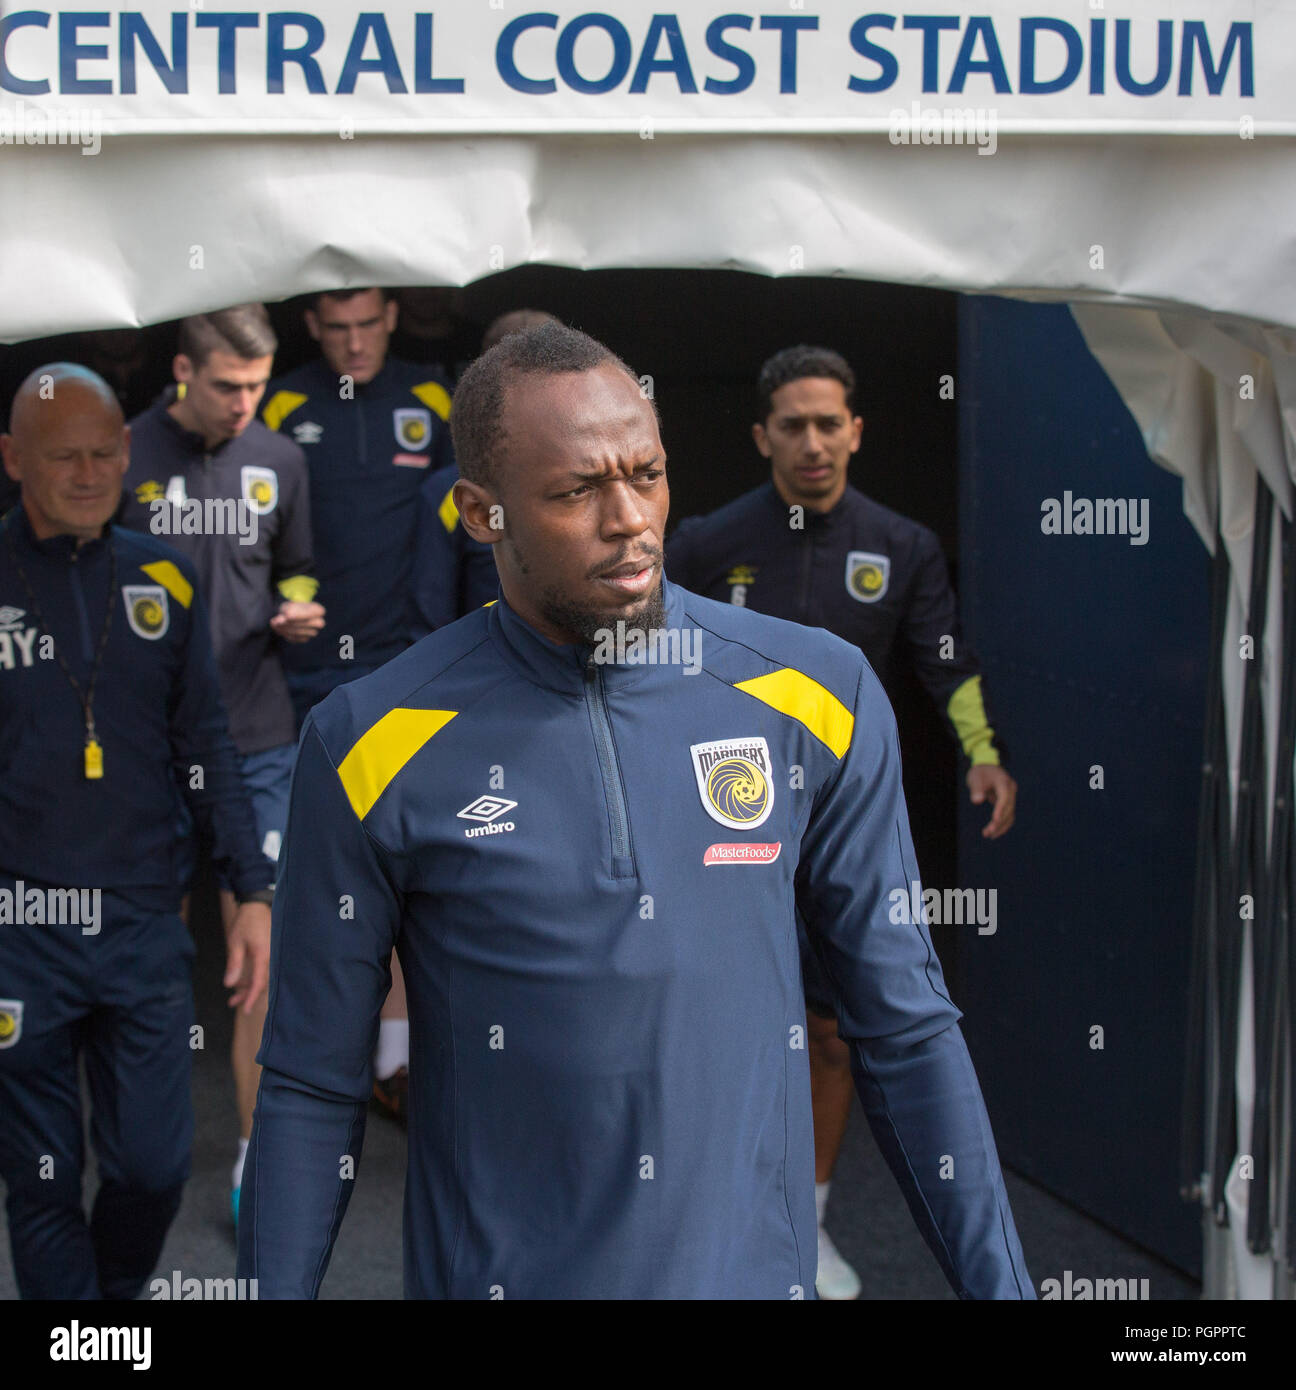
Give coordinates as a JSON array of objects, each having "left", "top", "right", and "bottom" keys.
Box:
[{"left": 0, "top": 364, "right": 273, "bottom": 1299}]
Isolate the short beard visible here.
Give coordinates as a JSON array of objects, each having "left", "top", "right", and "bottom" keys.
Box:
[{"left": 537, "top": 577, "right": 667, "bottom": 648}]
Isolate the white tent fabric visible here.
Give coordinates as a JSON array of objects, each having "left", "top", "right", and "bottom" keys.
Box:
[
  {"left": 5, "top": 132, "right": 1296, "bottom": 343},
  {"left": 1074, "top": 302, "right": 1296, "bottom": 1299}
]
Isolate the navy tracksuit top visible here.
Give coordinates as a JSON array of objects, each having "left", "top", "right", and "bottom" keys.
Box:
[
  {"left": 668, "top": 482, "right": 1003, "bottom": 766},
  {"left": 0, "top": 507, "right": 272, "bottom": 907},
  {"left": 261, "top": 356, "right": 456, "bottom": 672},
  {"left": 238, "top": 577, "right": 1033, "bottom": 1299}
]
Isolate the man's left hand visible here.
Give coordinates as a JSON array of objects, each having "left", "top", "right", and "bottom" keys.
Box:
[
  {"left": 225, "top": 901, "right": 272, "bottom": 1014},
  {"left": 271, "top": 600, "right": 325, "bottom": 643},
  {"left": 967, "top": 765, "right": 1017, "bottom": 840}
]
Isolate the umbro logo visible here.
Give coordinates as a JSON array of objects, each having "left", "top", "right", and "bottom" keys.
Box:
[
  {"left": 0, "top": 606, "right": 25, "bottom": 632},
  {"left": 292, "top": 421, "right": 323, "bottom": 445},
  {"left": 457, "top": 795, "right": 517, "bottom": 838}
]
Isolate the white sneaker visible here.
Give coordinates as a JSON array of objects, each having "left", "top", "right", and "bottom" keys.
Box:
[{"left": 816, "top": 1224, "right": 862, "bottom": 1300}]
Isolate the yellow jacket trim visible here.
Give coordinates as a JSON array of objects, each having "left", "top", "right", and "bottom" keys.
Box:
[
  {"left": 437, "top": 484, "right": 460, "bottom": 534},
  {"left": 733, "top": 668, "right": 854, "bottom": 760},
  {"left": 276, "top": 574, "right": 320, "bottom": 604},
  {"left": 262, "top": 390, "right": 309, "bottom": 432},
  {"left": 139, "top": 560, "right": 193, "bottom": 610},
  {"left": 338, "top": 708, "right": 459, "bottom": 821},
  {"left": 412, "top": 380, "right": 452, "bottom": 421},
  {"left": 947, "top": 675, "right": 1001, "bottom": 766}
]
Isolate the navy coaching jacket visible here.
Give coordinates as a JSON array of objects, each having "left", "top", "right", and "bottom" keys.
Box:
[
  {"left": 0, "top": 507, "right": 272, "bottom": 908},
  {"left": 668, "top": 482, "right": 1003, "bottom": 766},
  {"left": 261, "top": 357, "right": 455, "bottom": 673},
  {"left": 238, "top": 577, "right": 1032, "bottom": 1299}
]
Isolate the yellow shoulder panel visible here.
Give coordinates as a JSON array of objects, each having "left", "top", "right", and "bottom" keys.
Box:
[
  {"left": 733, "top": 668, "right": 853, "bottom": 760},
  {"left": 337, "top": 707, "right": 458, "bottom": 821},
  {"left": 437, "top": 484, "right": 460, "bottom": 534},
  {"left": 412, "top": 380, "right": 452, "bottom": 421},
  {"left": 139, "top": 560, "right": 194, "bottom": 610},
  {"left": 262, "top": 390, "right": 308, "bottom": 432}
]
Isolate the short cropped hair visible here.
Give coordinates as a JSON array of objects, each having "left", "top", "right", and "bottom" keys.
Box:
[
  {"left": 310, "top": 287, "right": 394, "bottom": 314},
  {"left": 756, "top": 345, "right": 856, "bottom": 421},
  {"left": 452, "top": 323, "right": 645, "bottom": 492},
  {"left": 177, "top": 304, "right": 277, "bottom": 370}
]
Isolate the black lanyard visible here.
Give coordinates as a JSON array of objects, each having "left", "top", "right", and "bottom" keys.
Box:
[{"left": 4, "top": 517, "right": 117, "bottom": 779}]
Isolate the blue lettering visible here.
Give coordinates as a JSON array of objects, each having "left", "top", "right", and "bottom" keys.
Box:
[
  {"left": 337, "top": 12, "right": 406, "bottom": 94},
  {"left": 194, "top": 13, "right": 258, "bottom": 95},
  {"left": 758, "top": 14, "right": 816, "bottom": 94},
  {"left": 848, "top": 14, "right": 898, "bottom": 94},
  {"left": 59, "top": 11, "right": 111, "bottom": 95},
  {"left": 497, "top": 13, "right": 557, "bottom": 95},
  {"left": 267, "top": 12, "right": 325, "bottom": 95},
  {"left": 948, "top": 16, "right": 1010, "bottom": 94},
  {"left": 1, "top": 11, "right": 51, "bottom": 95},
  {"left": 120, "top": 13, "right": 187, "bottom": 95},
  {"left": 556, "top": 13, "right": 631, "bottom": 96},
  {"left": 1089, "top": 17, "right": 1105, "bottom": 95},
  {"left": 902, "top": 14, "right": 958, "bottom": 94},
  {"left": 1019, "top": 17, "right": 1080, "bottom": 96},
  {"left": 1114, "top": 18, "right": 1171, "bottom": 97},
  {"left": 414, "top": 13, "right": 464, "bottom": 94},
  {"left": 1179, "top": 21, "right": 1253, "bottom": 97},
  {"left": 704, "top": 14, "right": 754, "bottom": 96},
  {"left": 629, "top": 13, "right": 696, "bottom": 94}
]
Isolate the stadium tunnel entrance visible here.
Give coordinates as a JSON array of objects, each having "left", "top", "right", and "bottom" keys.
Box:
[{"left": 0, "top": 266, "right": 1212, "bottom": 1284}]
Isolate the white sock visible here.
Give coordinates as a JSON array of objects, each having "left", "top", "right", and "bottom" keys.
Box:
[
  {"left": 374, "top": 1019, "right": 410, "bottom": 1080},
  {"left": 815, "top": 1180, "right": 831, "bottom": 1227},
  {"left": 232, "top": 1136, "right": 249, "bottom": 1190}
]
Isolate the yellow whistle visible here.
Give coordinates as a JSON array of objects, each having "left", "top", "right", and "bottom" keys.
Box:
[{"left": 84, "top": 739, "right": 104, "bottom": 780}]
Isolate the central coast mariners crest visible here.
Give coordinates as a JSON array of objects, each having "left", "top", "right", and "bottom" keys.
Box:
[
  {"left": 241, "top": 465, "right": 279, "bottom": 515},
  {"left": 690, "top": 736, "right": 774, "bottom": 831},
  {"left": 394, "top": 407, "right": 432, "bottom": 452},
  {"left": 123, "top": 585, "right": 170, "bottom": 640},
  {"left": 0, "top": 999, "right": 23, "bottom": 1048},
  {"left": 846, "top": 550, "right": 890, "bottom": 603}
]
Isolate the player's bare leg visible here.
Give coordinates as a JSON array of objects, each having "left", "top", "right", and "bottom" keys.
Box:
[
  {"left": 221, "top": 888, "right": 268, "bottom": 1217},
  {"left": 807, "top": 1008, "right": 862, "bottom": 1299},
  {"left": 372, "top": 951, "right": 410, "bottom": 1124}
]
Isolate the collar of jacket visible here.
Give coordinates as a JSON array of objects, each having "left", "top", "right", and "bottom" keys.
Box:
[
  {"left": 146, "top": 387, "right": 229, "bottom": 459},
  {"left": 488, "top": 574, "right": 689, "bottom": 696},
  {"left": 760, "top": 478, "right": 854, "bottom": 529},
  {"left": 4, "top": 503, "right": 110, "bottom": 562}
]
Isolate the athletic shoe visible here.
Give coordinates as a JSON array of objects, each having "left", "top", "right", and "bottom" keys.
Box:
[
  {"left": 815, "top": 1224, "right": 861, "bottom": 1300},
  {"left": 371, "top": 1065, "right": 409, "bottom": 1126}
]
